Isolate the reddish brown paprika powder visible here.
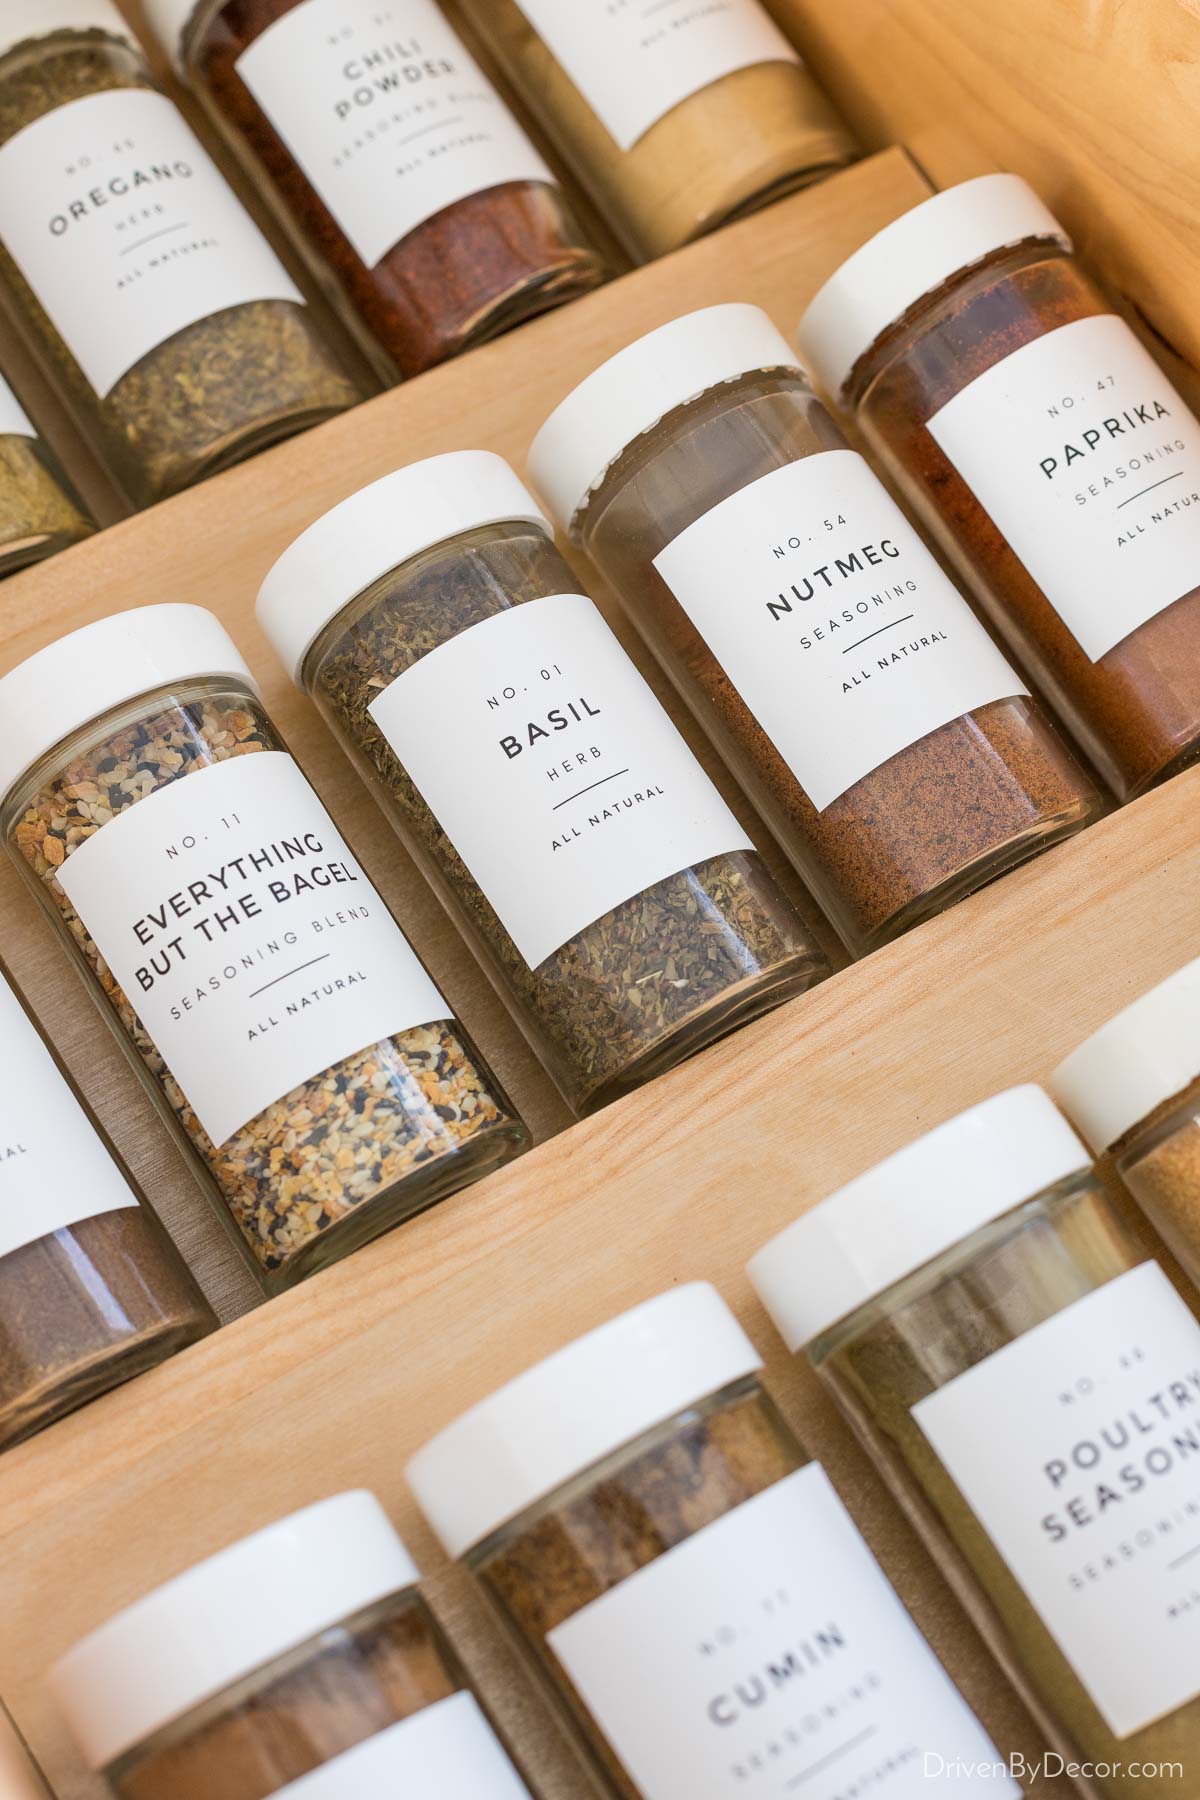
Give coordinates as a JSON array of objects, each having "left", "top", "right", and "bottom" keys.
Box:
[
  {"left": 148, "top": 0, "right": 606, "bottom": 379},
  {"left": 799, "top": 174, "right": 1200, "bottom": 802}
]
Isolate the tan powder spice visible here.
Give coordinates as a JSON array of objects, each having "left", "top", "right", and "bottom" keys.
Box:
[
  {"left": 112, "top": 1593, "right": 459, "bottom": 1800},
  {"left": 453, "top": 0, "right": 855, "bottom": 262},
  {"left": 10, "top": 686, "right": 517, "bottom": 1284},
  {"left": 1118, "top": 1082, "right": 1200, "bottom": 1289}
]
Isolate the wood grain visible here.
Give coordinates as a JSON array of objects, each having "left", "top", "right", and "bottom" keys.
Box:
[
  {"left": 6, "top": 755, "right": 1200, "bottom": 1797},
  {"left": 769, "top": 0, "right": 1200, "bottom": 402}
]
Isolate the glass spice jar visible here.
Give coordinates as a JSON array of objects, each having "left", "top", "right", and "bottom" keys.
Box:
[
  {"left": 0, "top": 955, "right": 213, "bottom": 1454},
  {"left": 798, "top": 174, "right": 1200, "bottom": 803},
  {"left": 0, "top": 0, "right": 362, "bottom": 513},
  {"left": 0, "top": 604, "right": 527, "bottom": 1294},
  {"left": 145, "top": 0, "right": 607, "bottom": 382},
  {"left": 453, "top": 0, "right": 855, "bottom": 264},
  {"left": 50, "top": 1491, "right": 534, "bottom": 1800},
  {"left": 749, "top": 1086, "right": 1200, "bottom": 1800},
  {"left": 408, "top": 1283, "right": 1018, "bottom": 1800},
  {"left": 530, "top": 304, "right": 1101, "bottom": 955},
  {"left": 1052, "top": 956, "right": 1200, "bottom": 1290},
  {"left": 0, "top": 366, "right": 93, "bottom": 576},
  {"left": 0, "top": 1702, "right": 51, "bottom": 1799},
  {"left": 257, "top": 450, "right": 827, "bottom": 1116}
]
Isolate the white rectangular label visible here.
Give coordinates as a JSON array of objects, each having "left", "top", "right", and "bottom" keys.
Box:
[
  {"left": 0, "top": 374, "right": 33, "bottom": 440},
  {"left": 653, "top": 450, "right": 1024, "bottom": 811},
  {"left": 514, "top": 0, "right": 799, "bottom": 151},
  {"left": 237, "top": 0, "right": 552, "bottom": 270},
  {"left": 0, "top": 89, "right": 303, "bottom": 397},
  {"left": 914, "top": 1262, "right": 1200, "bottom": 1738},
  {"left": 369, "top": 594, "right": 750, "bottom": 969},
  {"left": 0, "top": 974, "right": 135, "bottom": 1261},
  {"left": 548, "top": 1464, "right": 1018, "bottom": 1798},
  {"left": 927, "top": 314, "right": 1200, "bottom": 661},
  {"left": 274, "top": 1694, "right": 531, "bottom": 1798},
  {"left": 55, "top": 752, "right": 447, "bottom": 1149}
]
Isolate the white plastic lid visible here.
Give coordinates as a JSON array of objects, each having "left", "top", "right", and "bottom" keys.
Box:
[
  {"left": 797, "top": 174, "right": 1073, "bottom": 400},
  {"left": 748, "top": 1086, "right": 1092, "bottom": 1352},
  {"left": 407, "top": 1284, "right": 762, "bottom": 1559},
  {"left": 0, "top": 0, "right": 136, "bottom": 60},
  {"left": 527, "top": 304, "right": 803, "bottom": 533},
  {"left": 0, "top": 605, "right": 255, "bottom": 801},
  {"left": 141, "top": 0, "right": 201, "bottom": 65},
  {"left": 256, "top": 451, "right": 549, "bottom": 687},
  {"left": 1050, "top": 958, "right": 1200, "bottom": 1153},
  {"left": 50, "top": 1493, "right": 421, "bottom": 1773}
]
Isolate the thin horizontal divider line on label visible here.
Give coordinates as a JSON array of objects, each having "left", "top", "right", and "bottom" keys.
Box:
[
  {"left": 1116, "top": 470, "right": 1185, "bottom": 509},
  {"left": 248, "top": 953, "right": 333, "bottom": 1000},
  {"left": 551, "top": 768, "right": 631, "bottom": 811},
  {"left": 842, "top": 614, "right": 914, "bottom": 653}
]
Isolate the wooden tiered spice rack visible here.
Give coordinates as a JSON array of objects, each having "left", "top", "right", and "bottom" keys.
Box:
[{"left": 1, "top": 10, "right": 1199, "bottom": 1790}]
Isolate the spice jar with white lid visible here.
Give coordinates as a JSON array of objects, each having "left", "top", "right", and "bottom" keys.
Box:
[
  {"left": 530, "top": 303, "right": 1099, "bottom": 954},
  {"left": 143, "top": 0, "right": 606, "bottom": 381},
  {"left": 0, "top": 0, "right": 362, "bottom": 512},
  {"left": 408, "top": 1282, "right": 1017, "bottom": 1800},
  {"left": 798, "top": 174, "right": 1200, "bottom": 802},
  {"left": 453, "top": 0, "right": 855, "bottom": 263},
  {"left": 0, "top": 956, "right": 213, "bottom": 1452},
  {"left": 0, "top": 604, "right": 526, "bottom": 1293},
  {"left": 50, "top": 1491, "right": 533, "bottom": 1800},
  {"left": 257, "top": 450, "right": 826, "bottom": 1116},
  {"left": 0, "top": 367, "right": 93, "bottom": 576},
  {"left": 1052, "top": 957, "right": 1200, "bottom": 1287},
  {"left": 749, "top": 1086, "right": 1200, "bottom": 1800}
]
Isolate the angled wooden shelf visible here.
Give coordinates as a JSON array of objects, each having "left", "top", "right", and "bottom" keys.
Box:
[{"left": 0, "top": 141, "right": 1196, "bottom": 1800}]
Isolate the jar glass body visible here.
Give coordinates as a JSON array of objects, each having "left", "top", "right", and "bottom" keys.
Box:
[
  {"left": 1115, "top": 1075, "right": 1200, "bottom": 1288},
  {"left": 0, "top": 30, "right": 361, "bottom": 511},
  {"left": 469, "top": 1378, "right": 804, "bottom": 1799},
  {"left": 453, "top": 0, "right": 855, "bottom": 263},
  {"left": 0, "top": 426, "right": 93, "bottom": 577},
  {"left": 304, "top": 521, "right": 826, "bottom": 1114},
  {"left": 577, "top": 370, "right": 1099, "bottom": 954},
  {"left": 180, "top": 0, "right": 607, "bottom": 380},
  {"left": 1, "top": 675, "right": 527, "bottom": 1294},
  {"left": 0, "top": 963, "right": 213, "bottom": 1453},
  {"left": 849, "top": 240, "right": 1200, "bottom": 801},
  {"left": 809, "top": 1175, "right": 1200, "bottom": 1799},
  {"left": 107, "top": 1586, "right": 485, "bottom": 1799}
]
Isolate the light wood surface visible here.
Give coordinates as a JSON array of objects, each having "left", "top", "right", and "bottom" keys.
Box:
[
  {"left": 770, "top": 0, "right": 1200, "bottom": 403},
  {"left": 7, "top": 756, "right": 1200, "bottom": 1799}
]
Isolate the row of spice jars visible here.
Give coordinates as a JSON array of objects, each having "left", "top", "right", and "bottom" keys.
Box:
[
  {"left": 0, "top": 0, "right": 856, "bottom": 518},
  {"left": 46, "top": 1300, "right": 1019, "bottom": 1800},
  {"left": 33, "top": 1068, "right": 1200, "bottom": 1800}
]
